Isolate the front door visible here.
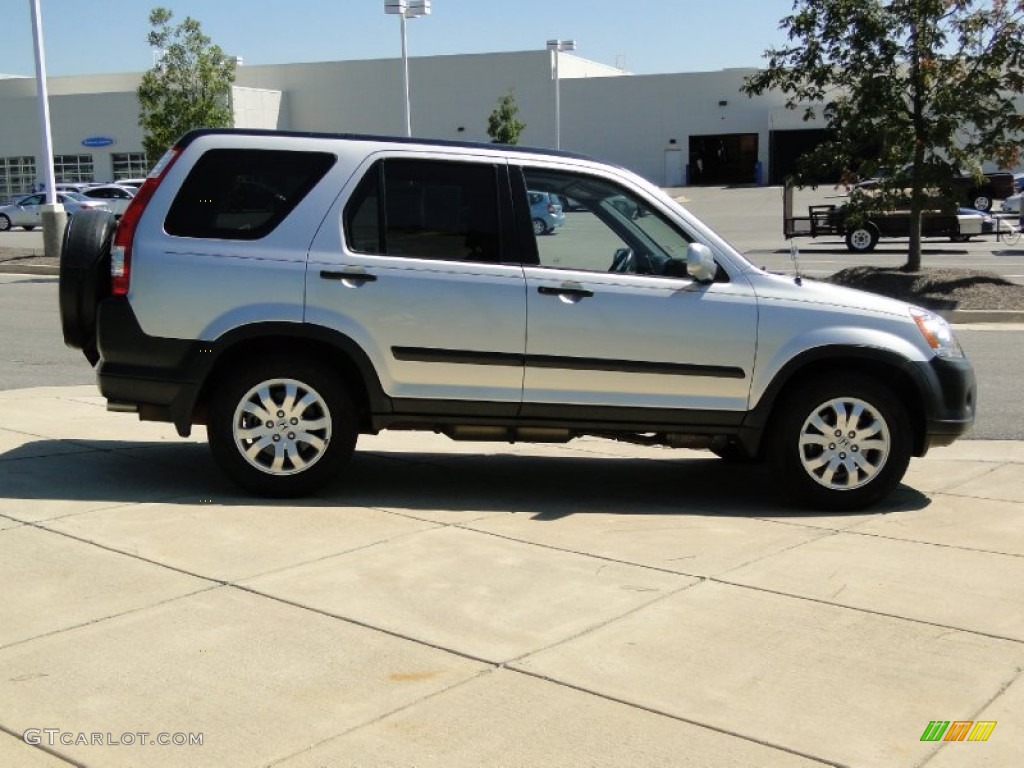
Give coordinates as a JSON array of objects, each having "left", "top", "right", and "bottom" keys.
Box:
[{"left": 516, "top": 166, "right": 757, "bottom": 420}]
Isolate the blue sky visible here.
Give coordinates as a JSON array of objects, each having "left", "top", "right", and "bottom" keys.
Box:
[{"left": 3, "top": 1, "right": 796, "bottom": 78}]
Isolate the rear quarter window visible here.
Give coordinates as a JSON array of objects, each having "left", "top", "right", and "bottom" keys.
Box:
[{"left": 164, "top": 149, "right": 336, "bottom": 240}]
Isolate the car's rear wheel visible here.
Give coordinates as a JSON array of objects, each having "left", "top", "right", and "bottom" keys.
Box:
[
  {"left": 972, "top": 194, "right": 993, "bottom": 212},
  {"left": 769, "top": 374, "right": 911, "bottom": 510},
  {"left": 0, "top": 214, "right": 11, "bottom": 232},
  {"left": 532, "top": 218, "right": 549, "bottom": 236},
  {"left": 207, "top": 356, "right": 358, "bottom": 497},
  {"left": 59, "top": 209, "right": 117, "bottom": 365}
]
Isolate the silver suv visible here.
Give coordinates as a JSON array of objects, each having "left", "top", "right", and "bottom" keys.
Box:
[{"left": 59, "top": 129, "right": 976, "bottom": 510}]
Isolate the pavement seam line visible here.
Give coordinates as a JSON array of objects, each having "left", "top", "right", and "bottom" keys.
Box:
[
  {"left": 914, "top": 664, "right": 1024, "bottom": 768},
  {"left": 228, "top": 582, "right": 500, "bottom": 666},
  {"left": 0, "top": 725, "right": 84, "bottom": 767},
  {"left": 0, "top": 585, "right": 220, "bottom": 652},
  {"left": 261, "top": 668, "right": 502, "bottom": 767},
  {"left": 505, "top": 667, "right": 846, "bottom": 768},
  {"left": 710, "top": 577, "right": 1024, "bottom": 646}
]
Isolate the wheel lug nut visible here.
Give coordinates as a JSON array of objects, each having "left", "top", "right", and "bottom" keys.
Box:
[
  {"left": 840, "top": 452, "right": 846, "bottom": 459},
  {"left": 829, "top": 443, "right": 836, "bottom": 450},
  {"left": 852, "top": 446, "right": 859, "bottom": 452},
  {"left": 288, "top": 432, "right": 295, "bottom": 440},
  {"left": 290, "top": 418, "right": 298, "bottom": 425},
  {"left": 848, "top": 431, "right": 856, "bottom": 438},
  {"left": 265, "top": 421, "right": 273, "bottom": 428},
  {"left": 835, "top": 430, "right": 842, "bottom": 437},
  {"left": 272, "top": 434, "right": 281, "bottom": 442},
  {"left": 277, "top": 410, "right": 285, "bottom": 418}
]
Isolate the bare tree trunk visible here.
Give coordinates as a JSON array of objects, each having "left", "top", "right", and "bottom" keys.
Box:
[{"left": 906, "top": 16, "right": 925, "bottom": 273}]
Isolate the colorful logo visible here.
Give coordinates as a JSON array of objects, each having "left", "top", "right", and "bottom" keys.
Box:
[{"left": 920, "top": 721, "right": 996, "bottom": 742}]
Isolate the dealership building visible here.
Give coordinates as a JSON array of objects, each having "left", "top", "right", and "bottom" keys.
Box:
[{"left": 0, "top": 48, "right": 917, "bottom": 200}]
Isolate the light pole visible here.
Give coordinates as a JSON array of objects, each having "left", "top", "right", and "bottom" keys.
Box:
[
  {"left": 385, "top": 0, "right": 431, "bottom": 137},
  {"left": 29, "top": 0, "right": 65, "bottom": 260},
  {"left": 546, "top": 39, "right": 576, "bottom": 150}
]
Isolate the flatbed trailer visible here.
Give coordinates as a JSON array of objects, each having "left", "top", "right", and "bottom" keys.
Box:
[{"left": 783, "top": 184, "right": 961, "bottom": 253}]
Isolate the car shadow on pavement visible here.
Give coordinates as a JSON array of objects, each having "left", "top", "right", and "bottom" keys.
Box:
[{"left": 1, "top": 438, "right": 931, "bottom": 519}]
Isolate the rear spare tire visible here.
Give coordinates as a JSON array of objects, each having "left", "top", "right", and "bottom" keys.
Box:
[{"left": 59, "top": 210, "right": 117, "bottom": 365}]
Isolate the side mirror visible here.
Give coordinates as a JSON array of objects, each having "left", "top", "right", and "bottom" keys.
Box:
[{"left": 686, "top": 243, "right": 717, "bottom": 283}]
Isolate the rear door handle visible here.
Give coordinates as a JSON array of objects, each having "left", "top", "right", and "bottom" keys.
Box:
[
  {"left": 320, "top": 269, "right": 377, "bottom": 283},
  {"left": 538, "top": 285, "right": 593, "bottom": 299}
]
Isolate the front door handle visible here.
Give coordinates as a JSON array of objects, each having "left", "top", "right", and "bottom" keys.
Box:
[
  {"left": 538, "top": 284, "right": 594, "bottom": 300},
  {"left": 320, "top": 269, "right": 377, "bottom": 284}
]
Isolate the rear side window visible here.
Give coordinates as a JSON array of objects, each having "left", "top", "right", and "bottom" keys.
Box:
[
  {"left": 345, "top": 159, "right": 502, "bottom": 263},
  {"left": 165, "top": 149, "right": 335, "bottom": 240}
]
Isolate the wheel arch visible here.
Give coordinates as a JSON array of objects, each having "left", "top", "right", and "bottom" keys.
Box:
[
  {"left": 191, "top": 323, "right": 390, "bottom": 433},
  {"left": 740, "top": 346, "right": 928, "bottom": 458}
]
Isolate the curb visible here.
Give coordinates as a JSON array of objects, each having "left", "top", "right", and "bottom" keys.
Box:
[{"left": 0, "top": 264, "right": 59, "bottom": 276}]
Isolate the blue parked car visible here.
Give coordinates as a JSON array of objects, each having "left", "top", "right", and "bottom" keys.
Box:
[{"left": 528, "top": 190, "right": 565, "bottom": 235}]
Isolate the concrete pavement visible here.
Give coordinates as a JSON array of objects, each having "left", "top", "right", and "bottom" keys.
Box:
[{"left": 2, "top": 385, "right": 1023, "bottom": 767}]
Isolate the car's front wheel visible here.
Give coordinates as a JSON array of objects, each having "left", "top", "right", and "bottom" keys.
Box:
[
  {"left": 769, "top": 374, "right": 911, "bottom": 510},
  {"left": 207, "top": 356, "right": 358, "bottom": 497},
  {"left": 0, "top": 214, "right": 11, "bottom": 232}
]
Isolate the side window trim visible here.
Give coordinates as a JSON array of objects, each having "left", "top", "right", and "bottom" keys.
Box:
[{"left": 509, "top": 166, "right": 539, "bottom": 266}]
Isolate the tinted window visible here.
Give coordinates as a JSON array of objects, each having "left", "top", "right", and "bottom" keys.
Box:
[
  {"left": 345, "top": 159, "right": 501, "bottom": 263},
  {"left": 165, "top": 149, "right": 336, "bottom": 240}
]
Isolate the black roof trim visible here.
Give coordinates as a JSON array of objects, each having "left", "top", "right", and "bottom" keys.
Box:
[{"left": 175, "top": 128, "right": 601, "bottom": 164}]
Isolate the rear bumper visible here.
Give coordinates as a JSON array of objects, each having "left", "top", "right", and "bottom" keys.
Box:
[{"left": 95, "top": 298, "right": 207, "bottom": 435}]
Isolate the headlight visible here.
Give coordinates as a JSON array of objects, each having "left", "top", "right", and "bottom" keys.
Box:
[{"left": 910, "top": 308, "right": 964, "bottom": 359}]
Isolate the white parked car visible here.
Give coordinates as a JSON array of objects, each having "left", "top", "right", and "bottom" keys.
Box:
[
  {"left": 79, "top": 184, "right": 136, "bottom": 218},
  {"left": 0, "top": 192, "right": 110, "bottom": 231}
]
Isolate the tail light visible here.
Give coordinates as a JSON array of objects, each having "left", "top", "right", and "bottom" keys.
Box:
[
  {"left": 111, "top": 146, "right": 181, "bottom": 296},
  {"left": 547, "top": 203, "right": 557, "bottom": 213}
]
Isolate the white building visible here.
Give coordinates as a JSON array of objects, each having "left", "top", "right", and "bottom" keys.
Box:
[{"left": 0, "top": 49, "right": 827, "bottom": 200}]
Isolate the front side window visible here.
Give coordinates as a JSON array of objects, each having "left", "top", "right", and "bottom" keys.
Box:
[
  {"left": 345, "top": 159, "right": 502, "bottom": 263},
  {"left": 522, "top": 168, "right": 693, "bottom": 278},
  {"left": 165, "top": 149, "right": 336, "bottom": 240}
]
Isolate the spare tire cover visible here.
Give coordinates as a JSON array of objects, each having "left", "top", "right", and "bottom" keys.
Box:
[{"left": 59, "top": 210, "right": 117, "bottom": 363}]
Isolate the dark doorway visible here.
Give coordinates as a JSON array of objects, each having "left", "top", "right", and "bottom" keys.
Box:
[
  {"left": 769, "top": 129, "right": 830, "bottom": 185},
  {"left": 688, "top": 133, "right": 758, "bottom": 185}
]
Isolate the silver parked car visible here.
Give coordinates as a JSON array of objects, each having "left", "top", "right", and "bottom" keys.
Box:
[
  {"left": 57, "top": 129, "right": 975, "bottom": 510},
  {"left": 0, "top": 192, "right": 110, "bottom": 231}
]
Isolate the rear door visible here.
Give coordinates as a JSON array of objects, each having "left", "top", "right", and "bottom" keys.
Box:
[{"left": 306, "top": 153, "right": 526, "bottom": 413}]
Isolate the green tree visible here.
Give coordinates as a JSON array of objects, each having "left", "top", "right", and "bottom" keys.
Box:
[
  {"left": 743, "top": 0, "right": 1024, "bottom": 270},
  {"left": 137, "top": 7, "right": 236, "bottom": 162},
  {"left": 487, "top": 89, "right": 527, "bottom": 145}
]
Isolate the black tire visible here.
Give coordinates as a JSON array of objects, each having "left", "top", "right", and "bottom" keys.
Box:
[
  {"left": 844, "top": 224, "right": 879, "bottom": 253},
  {"left": 950, "top": 234, "right": 971, "bottom": 243},
  {"left": 22, "top": 225, "right": 35, "bottom": 232},
  {"left": 532, "top": 218, "right": 549, "bottom": 236},
  {"left": 207, "top": 356, "right": 358, "bottom": 497},
  {"left": 59, "top": 209, "right": 117, "bottom": 365},
  {"left": 768, "top": 373, "right": 912, "bottom": 511},
  {"left": 0, "top": 214, "right": 11, "bottom": 232}
]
